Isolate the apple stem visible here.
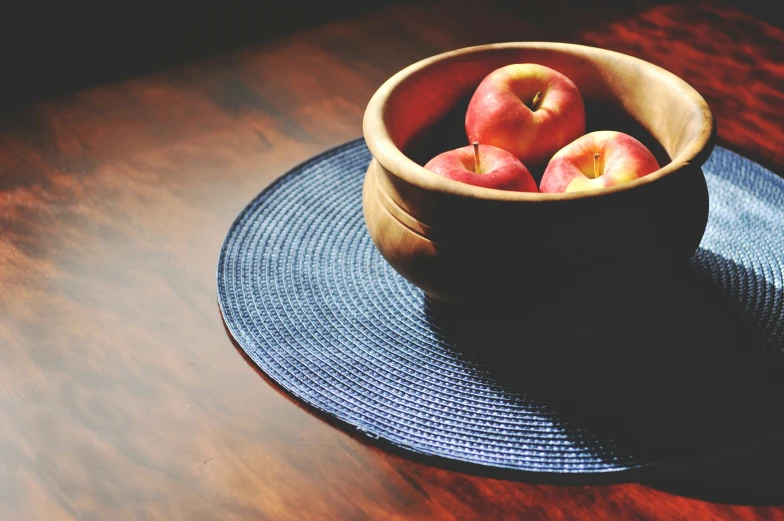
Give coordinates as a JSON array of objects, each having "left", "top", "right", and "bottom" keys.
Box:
[
  {"left": 531, "top": 91, "right": 542, "bottom": 111},
  {"left": 593, "top": 153, "right": 601, "bottom": 179},
  {"left": 473, "top": 141, "right": 481, "bottom": 174}
]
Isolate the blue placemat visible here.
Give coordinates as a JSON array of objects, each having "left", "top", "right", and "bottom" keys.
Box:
[{"left": 217, "top": 139, "right": 784, "bottom": 476}]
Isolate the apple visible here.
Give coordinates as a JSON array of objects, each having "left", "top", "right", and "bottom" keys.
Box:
[
  {"left": 465, "top": 63, "right": 586, "bottom": 167},
  {"left": 424, "top": 142, "right": 538, "bottom": 192},
  {"left": 539, "top": 131, "right": 660, "bottom": 193}
]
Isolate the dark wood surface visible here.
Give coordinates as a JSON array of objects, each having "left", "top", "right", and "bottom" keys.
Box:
[{"left": 1, "top": 1, "right": 783, "bottom": 518}]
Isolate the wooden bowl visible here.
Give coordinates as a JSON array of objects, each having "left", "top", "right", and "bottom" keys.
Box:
[{"left": 362, "top": 42, "right": 715, "bottom": 307}]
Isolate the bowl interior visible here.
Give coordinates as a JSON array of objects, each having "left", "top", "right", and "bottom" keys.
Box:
[
  {"left": 373, "top": 43, "right": 713, "bottom": 191},
  {"left": 403, "top": 86, "right": 670, "bottom": 182}
]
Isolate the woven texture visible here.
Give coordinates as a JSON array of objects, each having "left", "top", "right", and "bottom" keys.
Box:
[{"left": 217, "top": 140, "right": 784, "bottom": 475}]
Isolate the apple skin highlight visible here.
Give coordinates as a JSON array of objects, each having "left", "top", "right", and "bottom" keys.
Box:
[
  {"left": 465, "top": 63, "right": 586, "bottom": 168},
  {"left": 424, "top": 143, "right": 538, "bottom": 192},
  {"left": 540, "top": 131, "right": 661, "bottom": 193}
]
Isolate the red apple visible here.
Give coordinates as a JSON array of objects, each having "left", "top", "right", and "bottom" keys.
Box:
[
  {"left": 465, "top": 64, "right": 585, "bottom": 167},
  {"left": 424, "top": 142, "right": 537, "bottom": 192},
  {"left": 539, "top": 131, "right": 660, "bottom": 193}
]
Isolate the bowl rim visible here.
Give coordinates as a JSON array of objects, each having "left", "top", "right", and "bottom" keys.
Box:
[{"left": 363, "top": 42, "right": 716, "bottom": 201}]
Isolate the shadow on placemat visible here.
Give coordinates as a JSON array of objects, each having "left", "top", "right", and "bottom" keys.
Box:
[
  {"left": 643, "top": 252, "right": 784, "bottom": 506},
  {"left": 645, "top": 428, "right": 784, "bottom": 506},
  {"left": 422, "top": 252, "right": 784, "bottom": 505}
]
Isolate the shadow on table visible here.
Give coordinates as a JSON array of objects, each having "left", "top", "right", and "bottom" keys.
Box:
[{"left": 422, "top": 248, "right": 784, "bottom": 506}]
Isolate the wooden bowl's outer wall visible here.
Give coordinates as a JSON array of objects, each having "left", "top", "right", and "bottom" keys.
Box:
[{"left": 363, "top": 43, "right": 715, "bottom": 306}]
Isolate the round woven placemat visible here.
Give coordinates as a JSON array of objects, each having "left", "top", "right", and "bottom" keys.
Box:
[{"left": 217, "top": 139, "right": 784, "bottom": 476}]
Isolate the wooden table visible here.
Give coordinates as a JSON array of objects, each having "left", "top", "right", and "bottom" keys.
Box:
[{"left": 1, "top": 1, "right": 783, "bottom": 518}]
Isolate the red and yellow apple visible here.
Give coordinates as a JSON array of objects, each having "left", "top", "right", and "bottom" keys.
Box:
[
  {"left": 539, "top": 131, "right": 660, "bottom": 193},
  {"left": 424, "top": 142, "right": 538, "bottom": 192},
  {"left": 465, "top": 64, "right": 585, "bottom": 167}
]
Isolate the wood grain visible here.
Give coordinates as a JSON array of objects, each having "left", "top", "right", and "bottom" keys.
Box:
[{"left": 1, "top": 0, "right": 783, "bottom": 519}]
